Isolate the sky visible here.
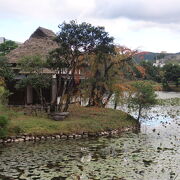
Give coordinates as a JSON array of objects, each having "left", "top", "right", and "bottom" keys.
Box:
[{"left": 1, "top": 0, "right": 180, "bottom": 53}]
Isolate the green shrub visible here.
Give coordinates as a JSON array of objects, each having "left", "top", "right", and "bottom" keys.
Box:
[
  {"left": 0, "top": 115, "right": 9, "bottom": 137},
  {"left": 12, "top": 126, "right": 24, "bottom": 135},
  {"left": 0, "top": 128, "right": 7, "bottom": 137},
  {"left": 0, "top": 115, "right": 8, "bottom": 127}
]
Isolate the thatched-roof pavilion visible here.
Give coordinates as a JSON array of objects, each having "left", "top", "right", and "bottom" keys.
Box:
[
  {"left": 6, "top": 27, "right": 58, "bottom": 64},
  {"left": 6, "top": 27, "right": 59, "bottom": 105},
  {"left": 6, "top": 27, "right": 82, "bottom": 106}
]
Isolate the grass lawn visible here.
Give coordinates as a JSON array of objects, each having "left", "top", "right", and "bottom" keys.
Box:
[{"left": 0, "top": 104, "right": 137, "bottom": 136}]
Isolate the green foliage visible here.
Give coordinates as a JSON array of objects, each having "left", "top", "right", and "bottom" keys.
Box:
[
  {"left": 140, "top": 61, "right": 161, "bottom": 82},
  {"left": 0, "top": 86, "right": 11, "bottom": 105},
  {"left": 112, "top": 88, "right": 124, "bottom": 110},
  {"left": 128, "top": 81, "right": 157, "bottom": 121},
  {"left": 48, "top": 20, "right": 115, "bottom": 111},
  {"left": 0, "top": 114, "right": 9, "bottom": 137},
  {"left": 0, "top": 40, "right": 18, "bottom": 56},
  {"left": 163, "top": 63, "right": 180, "bottom": 87},
  {"left": 0, "top": 115, "right": 8, "bottom": 127},
  {"left": 82, "top": 46, "right": 136, "bottom": 107},
  {"left": 11, "top": 126, "right": 24, "bottom": 135},
  {"left": 17, "top": 55, "right": 51, "bottom": 89},
  {"left": 131, "top": 65, "right": 143, "bottom": 79},
  {"left": 82, "top": 53, "right": 116, "bottom": 107},
  {"left": 0, "top": 57, "right": 14, "bottom": 105},
  {"left": 17, "top": 55, "right": 51, "bottom": 106},
  {"left": 56, "top": 20, "right": 114, "bottom": 54},
  {"left": 48, "top": 20, "right": 114, "bottom": 70},
  {"left": 16, "top": 74, "right": 51, "bottom": 90},
  {"left": 0, "top": 56, "right": 14, "bottom": 81},
  {"left": 19, "top": 55, "right": 45, "bottom": 73}
]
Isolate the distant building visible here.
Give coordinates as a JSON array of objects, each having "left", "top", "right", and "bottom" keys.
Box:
[
  {"left": 0, "top": 37, "right": 6, "bottom": 44},
  {"left": 0, "top": 37, "right": 21, "bottom": 45},
  {"left": 153, "top": 59, "right": 165, "bottom": 67}
]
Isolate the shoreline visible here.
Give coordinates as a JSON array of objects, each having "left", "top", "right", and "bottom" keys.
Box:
[{"left": 0, "top": 125, "right": 139, "bottom": 145}]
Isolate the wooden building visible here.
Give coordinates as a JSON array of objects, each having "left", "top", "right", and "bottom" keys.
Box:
[{"left": 6, "top": 27, "right": 59, "bottom": 105}]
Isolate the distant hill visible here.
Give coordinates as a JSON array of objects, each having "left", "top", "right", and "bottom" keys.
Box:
[
  {"left": 134, "top": 51, "right": 180, "bottom": 64},
  {"left": 133, "top": 52, "right": 159, "bottom": 63},
  {"left": 163, "top": 54, "right": 180, "bottom": 64}
]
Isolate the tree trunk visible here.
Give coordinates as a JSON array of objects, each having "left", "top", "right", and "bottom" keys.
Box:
[
  {"left": 63, "top": 94, "right": 71, "bottom": 112},
  {"left": 39, "top": 88, "right": 44, "bottom": 110},
  {"left": 137, "top": 104, "right": 142, "bottom": 122},
  {"left": 58, "top": 79, "right": 67, "bottom": 112},
  {"left": 103, "top": 92, "right": 113, "bottom": 108},
  {"left": 62, "top": 65, "right": 76, "bottom": 112},
  {"left": 114, "top": 101, "right": 117, "bottom": 110}
]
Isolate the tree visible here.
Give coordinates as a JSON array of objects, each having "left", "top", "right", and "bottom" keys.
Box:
[
  {"left": 128, "top": 81, "right": 157, "bottom": 122},
  {"left": 140, "top": 61, "right": 161, "bottom": 82},
  {"left": 112, "top": 83, "right": 132, "bottom": 110},
  {"left": 82, "top": 46, "right": 137, "bottom": 107},
  {"left": 163, "top": 63, "right": 180, "bottom": 88},
  {"left": 17, "top": 55, "right": 51, "bottom": 108},
  {"left": 0, "top": 56, "right": 14, "bottom": 82},
  {"left": 48, "top": 20, "right": 115, "bottom": 112},
  {"left": 0, "top": 40, "right": 18, "bottom": 56}
]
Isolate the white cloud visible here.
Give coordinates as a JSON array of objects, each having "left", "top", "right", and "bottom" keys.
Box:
[
  {"left": 92, "top": 0, "right": 180, "bottom": 23},
  {"left": 0, "top": 0, "right": 180, "bottom": 52}
]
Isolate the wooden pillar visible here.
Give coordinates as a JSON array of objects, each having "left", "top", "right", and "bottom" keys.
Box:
[
  {"left": 51, "top": 75, "right": 57, "bottom": 104},
  {"left": 27, "top": 85, "right": 33, "bottom": 105}
]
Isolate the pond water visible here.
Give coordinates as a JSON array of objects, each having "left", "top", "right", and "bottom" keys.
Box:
[{"left": 0, "top": 92, "right": 180, "bottom": 180}]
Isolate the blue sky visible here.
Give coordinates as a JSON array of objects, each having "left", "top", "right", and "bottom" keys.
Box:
[{"left": 1, "top": 0, "right": 180, "bottom": 53}]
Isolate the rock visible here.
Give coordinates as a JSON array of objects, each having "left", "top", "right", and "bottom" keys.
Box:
[
  {"left": 52, "top": 115, "right": 66, "bottom": 121},
  {"left": 51, "top": 112, "right": 69, "bottom": 121},
  {"left": 88, "top": 132, "right": 97, "bottom": 137},
  {"left": 7, "top": 138, "right": 12, "bottom": 143},
  {"left": 35, "top": 137, "right": 40, "bottom": 141},
  {"left": 68, "top": 135, "right": 74, "bottom": 139},
  {"left": 75, "top": 134, "right": 81, "bottom": 139},
  {"left": 46, "top": 136, "right": 51, "bottom": 140},
  {"left": 61, "top": 135, "right": 67, "bottom": 139},
  {"left": 82, "top": 134, "right": 88, "bottom": 138},
  {"left": 41, "top": 136, "right": 45, "bottom": 140},
  {"left": 55, "top": 135, "right": 61, "bottom": 139},
  {"left": 52, "top": 112, "right": 70, "bottom": 116},
  {"left": 25, "top": 136, "right": 31, "bottom": 141}
]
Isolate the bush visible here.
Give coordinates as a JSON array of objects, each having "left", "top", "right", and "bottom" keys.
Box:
[
  {"left": 0, "top": 115, "right": 9, "bottom": 137},
  {"left": 12, "top": 126, "right": 24, "bottom": 135},
  {"left": 0, "top": 86, "right": 11, "bottom": 105},
  {"left": 128, "top": 81, "right": 157, "bottom": 122},
  {"left": 0, "top": 115, "right": 8, "bottom": 127}
]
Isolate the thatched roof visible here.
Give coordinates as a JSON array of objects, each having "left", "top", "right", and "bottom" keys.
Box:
[{"left": 6, "top": 27, "right": 58, "bottom": 63}]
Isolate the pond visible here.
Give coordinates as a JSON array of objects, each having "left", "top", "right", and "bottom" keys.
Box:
[{"left": 0, "top": 92, "right": 180, "bottom": 180}]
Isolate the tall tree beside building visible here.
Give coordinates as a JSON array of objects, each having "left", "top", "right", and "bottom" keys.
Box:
[{"left": 48, "top": 20, "right": 115, "bottom": 112}]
